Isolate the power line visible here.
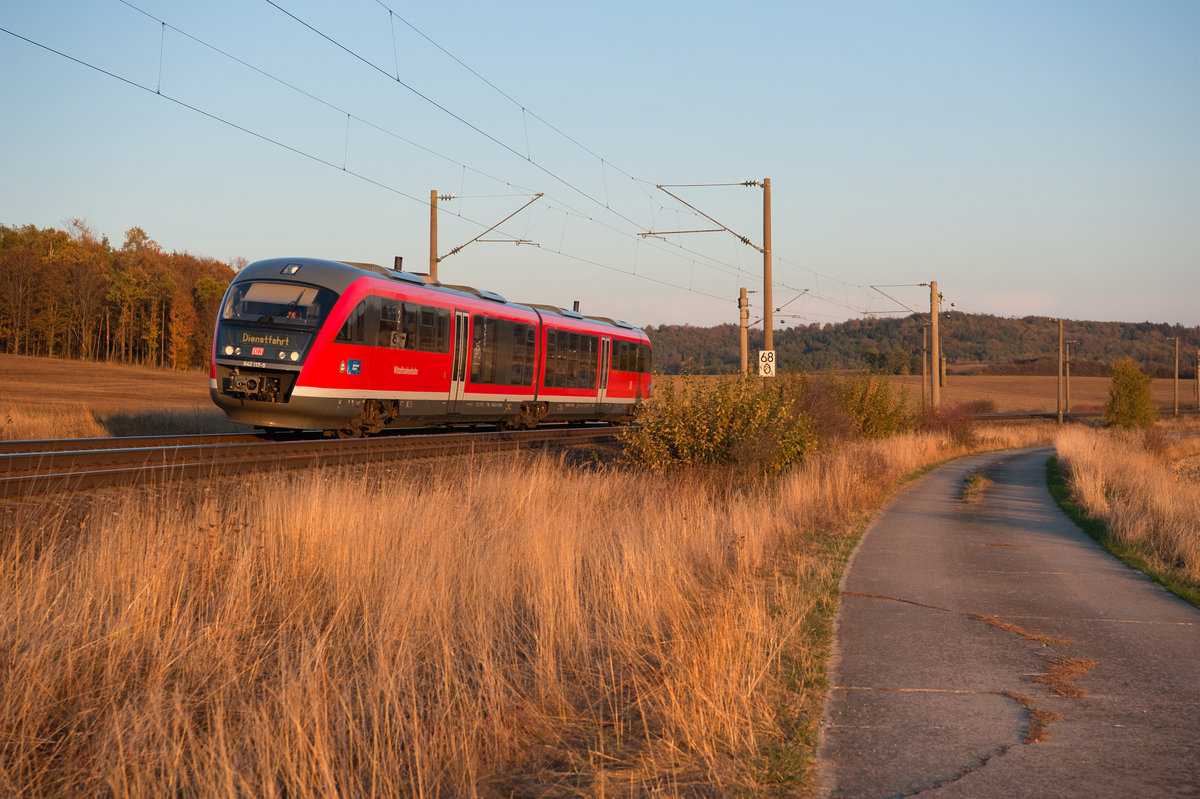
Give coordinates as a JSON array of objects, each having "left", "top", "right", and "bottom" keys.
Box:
[
  {"left": 262, "top": 0, "right": 651, "bottom": 236},
  {"left": 142, "top": 0, "right": 851, "bottom": 313},
  {"left": 0, "top": 23, "right": 734, "bottom": 309},
  {"left": 368, "top": 0, "right": 657, "bottom": 198},
  {"left": 110, "top": 1, "right": 758, "bottom": 291},
  {"left": 349, "top": 4, "right": 880, "bottom": 314},
  {"left": 260, "top": 1, "right": 787, "bottom": 289},
  {"left": 3, "top": 8, "right": 880, "bottom": 322}
]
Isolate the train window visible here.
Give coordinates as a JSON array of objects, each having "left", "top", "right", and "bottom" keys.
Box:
[
  {"left": 470, "top": 315, "right": 536, "bottom": 386},
  {"left": 419, "top": 307, "right": 440, "bottom": 352},
  {"left": 609, "top": 340, "right": 651, "bottom": 373},
  {"left": 470, "top": 316, "right": 496, "bottom": 382},
  {"left": 513, "top": 323, "right": 536, "bottom": 384},
  {"left": 378, "top": 299, "right": 406, "bottom": 349},
  {"left": 222, "top": 281, "right": 333, "bottom": 329},
  {"left": 544, "top": 328, "right": 599, "bottom": 389},
  {"left": 434, "top": 308, "right": 451, "bottom": 352},
  {"left": 334, "top": 300, "right": 368, "bottom": 344},
  {"left": 612, "top": 341, "right": 631, "bottom": 372}
]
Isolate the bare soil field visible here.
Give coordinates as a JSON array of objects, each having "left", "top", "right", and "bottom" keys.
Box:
[
  {"left": 1, "top": 354, "right": 240, "bottom": 439},
  {"left": 1, "top": 354, "right": 212, "bottom": 414},
  {"left": 663, "top": 372, "right": 1198, "bottom": 414},
  {"left": 893, "top": 373, "right": 1199, "bottom": 413}
]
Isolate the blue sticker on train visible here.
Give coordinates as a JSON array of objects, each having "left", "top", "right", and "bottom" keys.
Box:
[{"left": 348, "top": 359, "right": 362, "bottom": 375}]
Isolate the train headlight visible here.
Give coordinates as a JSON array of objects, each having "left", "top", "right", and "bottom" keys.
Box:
[
  {"left": 224, "top": 345, "right": 234, "bottom": 356},
  {"left": 290, "top": 351, "right": 300, "bottom": 362},
  {"left": 278, "top": 351, "right": 286, "bottom": 359}
]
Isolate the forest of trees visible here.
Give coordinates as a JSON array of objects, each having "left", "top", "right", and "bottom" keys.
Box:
[
  {"left": 0, "top": 222, "right": 235, "bottom": 370},
  {"left": 647, "top": 313, "right": 1200, "bottom": 379}
]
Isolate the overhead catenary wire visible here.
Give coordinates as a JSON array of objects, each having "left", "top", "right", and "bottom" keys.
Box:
[
  {"left": 107, "top": 1, "right": 769, "bottom": 290},
  {"left": 0, "top": 23, "right": 731, "bottom": 306},
  {"left": 259, "top": 0, "right": 836, "bottom": 298},
  {"left": 136, "top": 0, "right": 877, "bottom": 315},
  {"left": 4, "top": 4, "right": 887, "bottom": 322},
  {"left": 347, "top": 5, "right": 882, "bottom": 311}
]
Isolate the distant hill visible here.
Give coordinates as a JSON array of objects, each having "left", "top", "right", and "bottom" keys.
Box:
[{"left": 645, "top": 313, "right": 1200, "bottom": 379}]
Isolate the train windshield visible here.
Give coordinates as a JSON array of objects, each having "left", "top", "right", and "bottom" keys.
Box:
[{"left": 221, "top": 281, "right": 337, "bottom": 329}]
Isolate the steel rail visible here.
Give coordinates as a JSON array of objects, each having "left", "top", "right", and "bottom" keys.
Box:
[
  {"left": 0, "top": 425, "right": 623, "bottom": 498},
  {"left": 0, "top": 433, "right": 263, "bottom": 455}
]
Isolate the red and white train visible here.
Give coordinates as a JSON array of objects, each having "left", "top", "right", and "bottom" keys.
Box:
[{"left": 210, "top": 257, "right": 652, "bottom": 435}]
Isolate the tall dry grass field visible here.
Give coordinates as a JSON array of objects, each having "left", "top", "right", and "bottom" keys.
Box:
[
  {"left": 1055, "top": 426, "right": 1200, "bottom": 582},
  {"left": 0, "top": 423, "right": 1047, "bottom": 796}
]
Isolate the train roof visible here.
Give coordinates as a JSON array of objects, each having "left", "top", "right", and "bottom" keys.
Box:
[{"left": 235, "top": 257, "right": 646, "bottom": 339}]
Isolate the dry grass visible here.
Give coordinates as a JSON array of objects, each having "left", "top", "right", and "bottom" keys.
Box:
[
  {"left": 0, "top": 405, "right": 246, "bottom": 441},
  {"left": 1, "top": 404, "right": 110, "bottom": 440},
  {"left": 1055, "top": 426, "right": 1200, "bottom": 582},
  {"left": 0, "top": 422, "right": 1046, "bottom": 796},
  {"left": 1032, "top": 658, "right": 1099, "bottom": 698},
  {"left": 967, "top": 615, "right": 1073, "bottom": 646},
  {"left": 2, "top": 353, "right": 1058, "bottom": 793}
]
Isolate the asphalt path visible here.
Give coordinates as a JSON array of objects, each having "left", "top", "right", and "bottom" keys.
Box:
[{"left": 817, "top": 447, "right": 1200, "bottom": 798}]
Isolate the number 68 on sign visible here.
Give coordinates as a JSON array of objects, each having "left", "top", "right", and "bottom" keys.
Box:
[{"left": 758, "top": 349, "right": 776, "bottom": 378}]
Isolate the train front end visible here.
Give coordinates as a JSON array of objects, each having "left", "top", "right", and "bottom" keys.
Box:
[{"left": 210, "top": 259, "right": 346, "bottom": 430}]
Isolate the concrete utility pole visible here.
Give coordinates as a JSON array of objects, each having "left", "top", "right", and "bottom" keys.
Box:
[
  {"left": 762, "top": 178, "right": 773, "bottom": 353},
  {"left": 1175, "top": 337, "right": 1180, "bottom": 416},
  {"left": 929, "top": 281, "right": 941, "bottom": 409},
  {"left": 738, "top": 287, "right": 749, "bottom": 376},
  {"left": 1065, "top": 340, "right": 1078, "bottom": 414},
  {"left": 429, "top": 189, "right": 440, "bottom": 281},
  {"left": 921, "top": 325, "right": 928, "bottom": 411},
  {"left": 429, "top": 190, "right": 542, "bottom": 283},
  {"left": 643, "top": 179, "right": 775, "bottom": 374},
  {"left": 1057, "top": 319, "right": 1064, "bottom": 425}
]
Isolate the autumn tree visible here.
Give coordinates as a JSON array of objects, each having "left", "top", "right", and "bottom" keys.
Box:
[{"left": 0, "top": 221, "right": 234, "bottom": 368}]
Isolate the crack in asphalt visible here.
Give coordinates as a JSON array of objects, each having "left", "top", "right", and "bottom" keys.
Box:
[
  {"left": 842, "top": 591, "right": 1075, "bottom": 644},
  {"left": 833, "top": 591, "right": 1094, "bottom": 796}
]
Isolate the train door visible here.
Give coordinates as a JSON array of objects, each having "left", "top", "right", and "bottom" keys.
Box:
[
  {"left": 597, "top": 337, "right": 611, "bottom": 414},
  {"left": 448, "top": 310, "right": 470, "bottom": 413}
]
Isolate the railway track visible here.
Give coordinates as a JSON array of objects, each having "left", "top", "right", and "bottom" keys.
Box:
[{"left": 0, "top": 425, "right": 624, "bottom": 498}]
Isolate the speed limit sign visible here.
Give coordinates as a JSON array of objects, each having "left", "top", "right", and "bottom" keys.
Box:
[{"left": 758, "top": 349, "right": 776, "bottom": 378}]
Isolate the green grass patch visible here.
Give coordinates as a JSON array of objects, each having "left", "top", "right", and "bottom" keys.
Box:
[
  {"left": 1046, "top": 457, "right": 1200, "bottom": 609},
  {"left": 961, "top": 467, "right": 994, "bottom": 503},
  {"left": 752, "top": 516, "right": 871, "bottom": 795}
]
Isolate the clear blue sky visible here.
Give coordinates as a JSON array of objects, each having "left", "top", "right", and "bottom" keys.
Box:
[{"left": 3, "top": 0, "right": 1198, "bottom": 332}]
